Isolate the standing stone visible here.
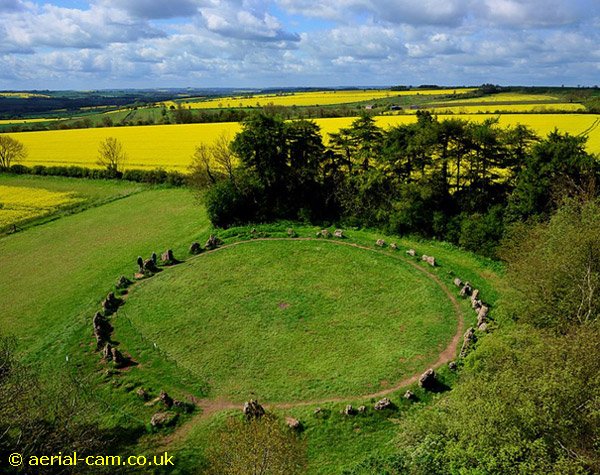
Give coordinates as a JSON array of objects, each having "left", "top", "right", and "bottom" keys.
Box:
[
  {"left": 374, "top": 398, "right": 395, "bottom": 411},
  {"left": 143, "top": 258, "right": 159, "bottom": 274},
  {"left": 150, "top": 412, "right": 178, "bottom": 428},
  {"left": 110, "top": 347, "right": 128, "bottom": 367},
  {"left": 243, "top": 399, "right": 265, "bottom": 419},
  {"left": 287, "top": 228, "right": 297, "bottom": 238},
  {"left": 205, "top": 234, "right": 221, "bottom": 250},
  {"left": 376, "top": 239, "right": 386, "bottom": 247},
  {"left": 471, "top": 289, "right": 480, "bottom": 301},
  {"left": 334, "top": 229, "right": 344, "bottom": 238},
  {"left": 453, "top": 278, "right": 463, "bottom": 287},
  {"left": 472, "top": 299, "right": 482, "bottom": 311},
  {"left": 459, "top": 282, "right": 472, "bottom": 297},
  {"left": 343, "top": 404, "right": 356, "bottom": 416},
  {"left": 136, "top": 388, "right": 150, "bottom": 401},
  {"left": 418, "top": 369, "right": 436, "bottom": 390},
  {"left": 404, "top": 390, "right": 415, "bottom": 400},
  {"left": 137, "top": 256, "right": 144, "bottom": 272},
  {"left": 102, "top": 292, "right": 121, "bottom": 315},
  {"left": 448, "top": 361, "right": 457, "bottom": 371},
  {"left": 286, "top": 417, "right": 302, "bottom": 431},
  {"left": 161, "top": 249, "right": 174, "bottom": 263},
  {"left": 477, "top": 305, "right": 489, "bottom": 327},
  {"left": 189, "top": 242, "right": 202, "bottom": 255},
  {"left": 102, "top": 343, "right": 113, "bottom": 361},
  {"left": 159, "top": 390, "right": 174, "bottom": 409},
  {"left": 116, "top": 275, "right": 132, "bottom": 290},
  {"left": 151, "top": 252, "right": 157, "bottom": 265},
  {"left": 406, "top": 249, "right": 416, "bottom": 257},
  {"left": 460, "top": 328, "right": 477, "bottom": 358},
  {"left": 422, "top": 255, "right": 436, "bottom": 266},
  {"left": 357, "top": 405, "right": 367, "bottom": 413},
  {"left": 318, "top": 229, "right": 331, "bottom": 238},
  {"left": 390, "top": 243, "right": 398, "bottom": 250}
]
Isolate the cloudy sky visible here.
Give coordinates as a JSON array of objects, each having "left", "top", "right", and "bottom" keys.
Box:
[{"left": 0, "top": 0, "right": 598, "bottom": 90}]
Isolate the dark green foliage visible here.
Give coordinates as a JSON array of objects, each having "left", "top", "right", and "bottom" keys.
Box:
[
  {"left": 506, "top": 130, "right": 600, "bottom": 221},
  {"left": 201, "top": 111, "right": 591, "bottom": 256},
  {"left": 7, "top": 163, "right": 186, "bottom": 185}
]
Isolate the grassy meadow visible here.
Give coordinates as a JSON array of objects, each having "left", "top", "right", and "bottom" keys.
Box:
[{"left": 0, "top": 174, "right": 506, "bottom": 473}]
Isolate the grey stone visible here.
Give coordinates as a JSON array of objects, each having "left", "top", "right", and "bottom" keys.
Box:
[
  {"left": 374, "top": 398, "right": 395, "bottom": 411},
  {"left": 159, "top": 390, "right": 174, "bottom": 409},
  {"left": 376, "top": 239, "right": 386, "bottom": 247},
  {"left": 150, "top": 412, "right": 178, "bottom": 428},
  {"left": 334, "top": 229, "right": 344, "bottom": 238},
  {"left": 189, "top": 242, "right": 202, "bottom": 254},
  {"left": 406, "top": 249, "right": 416, "bottom": 257},
  {"left": 453, "top": 277, "right": 463, "bottom": 287},
  {"left": 243, "top": 399, "right": 265, "bottom": 419},
  {"left": 460, "top": 327, "right": 477, "bottom": 358},
  {"left": 418, "top": 369, "right": 436, "bottom": 389}
]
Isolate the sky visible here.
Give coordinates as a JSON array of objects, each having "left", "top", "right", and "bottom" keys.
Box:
[{"left": 0, "top": 0, "right": 598, "bottom": 90}]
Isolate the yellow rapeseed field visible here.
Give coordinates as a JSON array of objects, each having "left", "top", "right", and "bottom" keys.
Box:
[
  {"left": 8, "top": 114, "right": 599, "bottom": 172},
  {"left": 0, "top": 118, "right": 60, "bottom": 125},
  {"left": 418, "top": 103, "right": 585, "bottom": 114},
  {"left": 0, "top": 92, "right": 50, "bottom": 98},
  {"left": 0, "top": 185, "right": 82, "bottom": 229},
  {"left": 165, "top": 88, "right": 476, "bottom": 109}
]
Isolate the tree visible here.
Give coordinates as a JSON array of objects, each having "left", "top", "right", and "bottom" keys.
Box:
[
  {"left": 206, "top": 414, "right": 307, "bottom": 475},
  {"left": 0, "top": 134, "right": 27, "bottom": 170},
  {"left": 97, "top": 137, "right": 127, "bottom": 176}
]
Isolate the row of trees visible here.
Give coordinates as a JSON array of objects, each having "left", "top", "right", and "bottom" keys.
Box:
[{"left": 198, "top": 111, "right": 600, "bottom": 256}]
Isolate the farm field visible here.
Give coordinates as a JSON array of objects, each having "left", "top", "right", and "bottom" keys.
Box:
[
  {"left": 166, "top": 88, "right": 477, "bottom": 109},
  {"left": 0, "top": 175, "right": 143, "bottom": 232},
  {"left": 9, "top": 113, "right": 600, "bottom": 171},
  {"left": 420, "top": 102, "right": 585, "bottom": 113}
]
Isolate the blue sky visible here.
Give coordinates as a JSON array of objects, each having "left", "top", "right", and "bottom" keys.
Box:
[{"left": 0, "top": 0, "right": 598, "bottom": 89}]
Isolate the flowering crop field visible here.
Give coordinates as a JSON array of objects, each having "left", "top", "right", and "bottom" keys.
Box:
[
  {"left": 8, "top": 114, "right": 599, "bottom": 172},
  {"left": 164, "top": 88, "right": 476, "bottom": 109},
  {"left": 418, "top": 103, "right": 585, "bottom": 114},
  {"left": 0, "top": 185, "right": 83, "bottom": 229}
]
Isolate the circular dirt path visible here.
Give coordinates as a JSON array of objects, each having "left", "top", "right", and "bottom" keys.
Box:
[{"left": 152, "top": 237, "right": 465, "bottom": 445}]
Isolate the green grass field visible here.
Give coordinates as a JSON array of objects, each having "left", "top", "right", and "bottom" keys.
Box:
[
  {"left": 1, "top": 175, "right": 505, "bottom": 473},
  {"left": 121, "top": 239, "right": 457, "bottom": 402}
]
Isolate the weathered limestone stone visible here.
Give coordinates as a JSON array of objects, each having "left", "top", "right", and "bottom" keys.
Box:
[
  {"left": 161, "top": 249, "right": 175, "bottom": 264},
  {"left": 453, "top": 277, "right": 463, "bottom": 287},
  {"left": 404, "top": 390, "right": 415, "bottom": 400},
  {"left": 116, "top": 275, "right": 132, "bottom": 290},
  {"left": 448, "top": 361, "right": 457, "bottom": 371},
  {"left": 460, "top": 327, "right": 477, "bottom": 358},
  {"left": 150, "top": 412, "right": 178, "bottom": 428},
  {"left": 137, "top": 256, "right": 144, "bottom": 272},
  {"left": 189, "top": 242, "right": 202, "bottom": 255},
  {"left": 205, "top": 234, "right": 222, "bottom": 250},
  {"left": 343, "top": 404, "right": 356, "bottom": 416},
  {"left": 151, "top": 252, "right": 157, "bottom": 265},
  {"left": 143, "top": 258, "right": 159, "bottom": 274},
  {"left": 471, "top": 289, "right": 480, "bottom": 301},
  {"left": 243, "top": 399, "right": 265, "bottom": 419},
  {"left": 418, "top": 368, "right": 436, "bottom": 389},
  {"left": 459, "top": 282, "right": 472, "bottom": 297},
  {"left": 390, "top": 243, "right": 398, "bottom": 250},
  {"left": 287, "top": 228, "right": 297, "bottom": 238},
  {"left": 477, "top": 305, "right": 489, "bottom": 328},
  {"left": 472, "top": 298, "right": 483, "bottom": 311},
  {"left": 374, "top": 398, "right": 395, "bottom": 411},
  {"left": 422, "top": 255, "right": 436, "bottom": 266},
  {"left": 357, "top": 405, "right": 367, "bottom": 413},
  {"left": 478, "top": 322, "right": 489, "bottom": 332},
  {"left": 136, "top": 388, "right": 149, "bottom": 401},
  {"left": 159, "top": 390, "right": 174, "bottom": 409},
  {"left": 334, "top": 229, "right": 344, "bottom": 238},
  {"left": 101, "top": 343, "right": 113, "bottom": 361},
  {"left": 317, "top": 229, "right": 332, "bottom": 238},
  {"left": 286, "top": 417, "right": 302, "bottom": 431},
  {"left": 406, "top": 249, "right": 416, "bottom": 257},
  {"left": 102, "top": 292, "right": 121, "bottom": 315},
  {"left": 110, "top": 347, "right": 128, "bottom": 367},
  {"left": 376, "top": 239, "right": 386, "bottom": 247}
]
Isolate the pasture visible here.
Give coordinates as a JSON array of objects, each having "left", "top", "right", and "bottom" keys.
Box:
[{"left": 7, "top": 113, "right": 600, "bottom": 172}]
